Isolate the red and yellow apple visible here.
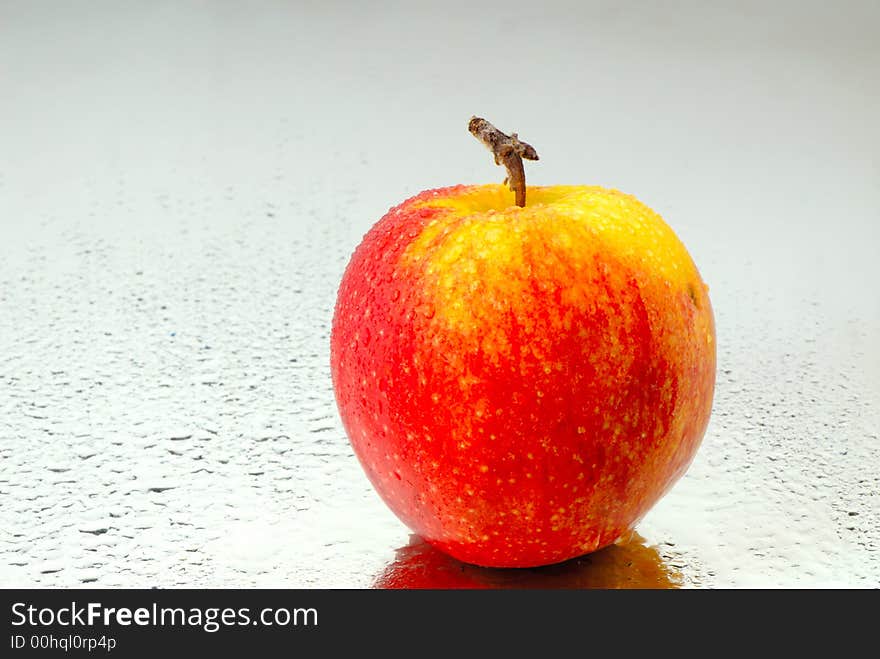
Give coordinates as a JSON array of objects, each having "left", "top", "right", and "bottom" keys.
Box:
[{"left": 331, "top": 183, "right": 715, "bottom": 568}]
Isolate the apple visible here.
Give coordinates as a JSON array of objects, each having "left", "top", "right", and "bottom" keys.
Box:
[{"left": 331, "top": 118, "right": 715, "bottom": 568}]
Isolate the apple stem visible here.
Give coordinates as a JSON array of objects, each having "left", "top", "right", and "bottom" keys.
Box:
[{"left": 468, "top": 116, "right": 539, "bottom": 207}]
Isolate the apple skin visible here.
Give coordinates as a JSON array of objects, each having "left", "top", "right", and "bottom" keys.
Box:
[{"left": 331, "top": 184, "right": 715, "bottom": 568}]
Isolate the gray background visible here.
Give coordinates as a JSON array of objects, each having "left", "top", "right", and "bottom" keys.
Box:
[{"left": 1, "top": 0, "right": 877, "bottom": 587}]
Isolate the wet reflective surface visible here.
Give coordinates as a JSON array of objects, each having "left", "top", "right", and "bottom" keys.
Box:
[
  {"left": 376, "top": 533, "right": 682, "bottom": 589},
  {"left": 1, "top": 2, "right": 878, "bottom": 587}
]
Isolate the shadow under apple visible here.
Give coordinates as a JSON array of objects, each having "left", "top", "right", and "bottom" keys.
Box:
[{"left": 374, "top": 531, "right": 683, "bottom": 589}]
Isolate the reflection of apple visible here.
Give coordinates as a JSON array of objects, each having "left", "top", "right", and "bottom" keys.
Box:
[
  {"left": 331, "top": 119, "right": 715, "bottom": 567},
  {"left": 374, "top": 532, "right": 682, "bottom": 589}
]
